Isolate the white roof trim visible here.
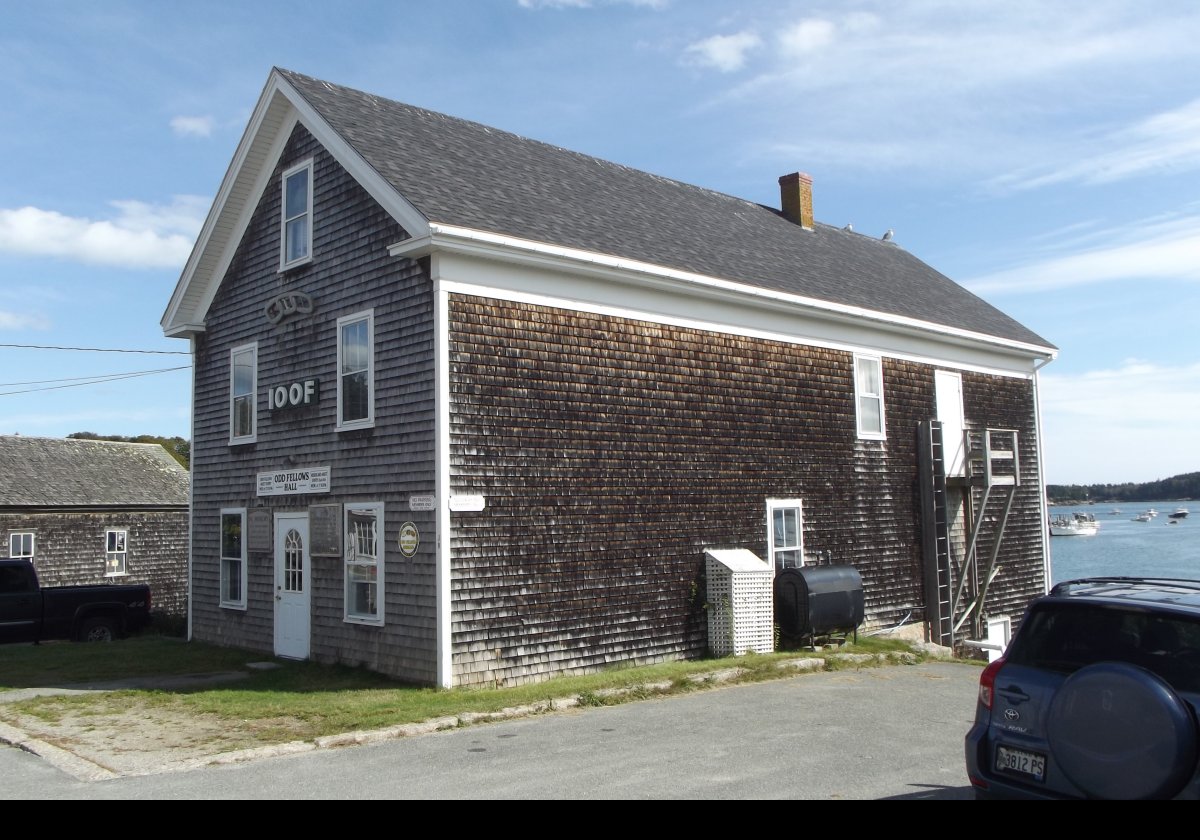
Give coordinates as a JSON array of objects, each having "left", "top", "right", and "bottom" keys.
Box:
[
  {"left": 161, "top": 68, "right": 430, "bottom": 339},
  {"left": 390, "top": 223, "right": 1058, "bottom": 360}
]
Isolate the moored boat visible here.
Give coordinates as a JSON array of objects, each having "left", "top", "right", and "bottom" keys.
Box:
[
  {"left": 1169, "top": 507, "right": 1189, "bottom": 520},
  {"left": 1049, "top": 512, "right": 1101, "bottom": 536}
]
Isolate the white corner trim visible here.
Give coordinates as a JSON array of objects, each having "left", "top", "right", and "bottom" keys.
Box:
[{"left": 434, "top": 284, "right": 453, "bottom": 688}]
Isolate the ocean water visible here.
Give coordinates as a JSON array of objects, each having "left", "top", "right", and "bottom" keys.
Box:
[{"left": 1047, "top": 501, "right": 1198, "bottom": 584}]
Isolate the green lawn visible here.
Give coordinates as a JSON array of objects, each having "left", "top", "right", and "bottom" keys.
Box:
[{"left": 0, "top": 632, "right": 950, "bottom": 745}]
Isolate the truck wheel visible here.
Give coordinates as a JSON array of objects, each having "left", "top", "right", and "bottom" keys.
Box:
[{"left": 78, "top": 616, "right": 118, "bottom": 643}]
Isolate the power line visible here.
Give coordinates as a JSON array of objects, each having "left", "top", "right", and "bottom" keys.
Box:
[
  {"left": 0, "top": 367, "right": 190, "bottom": 387},
  {"left": 0, "top": 366, "right": 190, "bottom": 396},
  {"left": 0, "top": 343, "right": 190, "bottom": 355}
]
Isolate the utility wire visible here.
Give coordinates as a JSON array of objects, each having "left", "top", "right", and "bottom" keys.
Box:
[
  {"left": 0, "top": 367, "right": 189, "bottom": 387},
  {"left": 0, "top": 366, "right": 190, "bottom": 396},
  {"left": 0, "top": 343, "right": 189, "bottom": 355}
]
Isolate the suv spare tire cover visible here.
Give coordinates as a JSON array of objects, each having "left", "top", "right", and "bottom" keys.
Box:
[{"left": 1047, "top": 661, "right": 1198, "bottom": 799}]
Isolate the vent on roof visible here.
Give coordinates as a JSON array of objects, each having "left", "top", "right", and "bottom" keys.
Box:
[{"left": 778, "top": 172, "right": 814, "bottom": 230}]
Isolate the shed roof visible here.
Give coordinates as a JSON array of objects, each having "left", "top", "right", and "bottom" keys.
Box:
[{"left": 0, "top": 436, "right": 189, "bottom": 508}]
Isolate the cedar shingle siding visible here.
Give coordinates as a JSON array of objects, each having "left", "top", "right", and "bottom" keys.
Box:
[
  {"left": 165, "top": 69, "right": 1056, "bottom": 687},
  {"left": 188, "top": 126, "right": 439, "bottom": 683},
  {"left": 445, "top": 299, "right": 1046, "bottom": 685}
]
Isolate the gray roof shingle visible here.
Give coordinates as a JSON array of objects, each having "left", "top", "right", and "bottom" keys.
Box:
[
  {"left": 278, "top": 68, "right": 1053, "bottom": 350},
  {"left": 0, "top": 436, "right": 189, "bottom": 508}
]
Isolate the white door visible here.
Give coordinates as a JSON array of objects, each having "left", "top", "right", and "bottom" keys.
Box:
[
  {"left": 274, "top": 513, "right": 310, "bottom": 660},
  {"left": 935, "top": 370, "right": 966, "bottom": 478}
]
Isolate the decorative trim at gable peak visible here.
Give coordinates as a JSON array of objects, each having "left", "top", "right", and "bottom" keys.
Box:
[{"left": 161, "top": 68, "right": 430, "bottom": 339}]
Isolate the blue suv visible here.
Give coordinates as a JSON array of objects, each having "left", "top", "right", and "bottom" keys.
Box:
[{"left": 965, "top": 577, "right": 1200, "bottom": 800}]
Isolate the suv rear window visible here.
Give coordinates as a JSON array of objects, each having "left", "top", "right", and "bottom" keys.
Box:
[{"left": 1006, "top": 602, "right": 1200, "bottom": 694}]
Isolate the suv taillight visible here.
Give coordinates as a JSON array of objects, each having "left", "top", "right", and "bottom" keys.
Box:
[{"left": 978, "top": 656, "right": 1006, "bottom": 710}]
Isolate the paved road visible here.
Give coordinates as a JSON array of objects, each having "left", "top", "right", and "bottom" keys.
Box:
[{"left": 0, "top": 661, "right": 981, "bottom": 800}]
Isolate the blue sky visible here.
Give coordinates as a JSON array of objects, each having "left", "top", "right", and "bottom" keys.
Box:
[{"left": 2, "top": 0, "right": 1198, "bottom": 486}]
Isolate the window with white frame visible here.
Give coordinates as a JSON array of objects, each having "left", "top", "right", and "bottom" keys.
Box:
[
  {"left": 344, "top": 503, "right": 384, "bottom": 624},
  {"left": 8, "top": 532, "right": 34, "bottom": 559},
  {"left": 220, "top": 509, "right": 247, "bottom": 609},
  {"left": 280, "top": 160, "right": 313, "bottom": 269},
  {"left": 230, "top": 343, "right": 257, "bottom": 443},
  {"left": 767, "top": 499, "right": 804, "bottom": 570},
  {"left": 854, "top": 354, "right": 886, "bottom": 439},
  {"left": 337, "top": 310, "right": 374, "bottom": 429},
  {"left": 105, "top": 529, "right": 128, "bottom": 576}
]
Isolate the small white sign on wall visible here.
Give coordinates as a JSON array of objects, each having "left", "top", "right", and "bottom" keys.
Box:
[
  {"left": 448, "top": 495, "right": 486, "bottom": 512},
  {"left": 409, "top": 495, "right": 436, "bottom": 511}
]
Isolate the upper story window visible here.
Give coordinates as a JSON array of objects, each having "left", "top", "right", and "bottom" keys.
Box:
[
  {"left": 230, "top": 343, "right": 257, "bottom": 444},
  {"left": 281, "top": 160, "right": 313, "bottom": 270},
  {"left": 854, "top": 354, "right": 886, "bottom": 440},
  {"left": 8, "top": 532, "right": 34, "bottom": 559},
  {"left": 337, "top": 310, "right": 374, "bottom": 430},
  {"left": 105, "top": 529, "right": 128, "bottom": 576},
  {"left": 767, "top": 499, "right": 804, "bottom": 570},
  {"left": 220, "top": 509, "right": 247, "bottom": 610},
  {"left": 344, "top": 503, "right": 384, "bottom": 625}
]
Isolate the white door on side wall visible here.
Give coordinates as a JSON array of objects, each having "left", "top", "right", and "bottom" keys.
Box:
[
  {"left": 274, "top": 513, "right": 311, "bottom": 660},
  {"left": 935, "top": 370, "right": 966, "bottom": 478}
]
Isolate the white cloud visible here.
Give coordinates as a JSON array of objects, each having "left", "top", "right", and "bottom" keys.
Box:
[
  {"left": 777, "top": 19, "right": 836, "bottom": 56},
  {"left": 990, "top": 99, "right": 1200, "bottom": 192},
  {"left": 170, "top": 115, "right": 215, "bottom": 138},
  {"left": 1040, "top": 360, "right": 1200, "bottom": 483},
  {"left": 683, "top": 31, "right": 762, "bottom": 72},
  {"left": 0, "top": 196, "right": 208, "bottom": 269},
  {"left": 965, "top": 216, "right": 1200, "bottom": 295},
  {"left": 0, "top": 311, "right": 49, "bottom": 330}
]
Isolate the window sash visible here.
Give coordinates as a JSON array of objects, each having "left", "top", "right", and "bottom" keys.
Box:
[
  {"left": 220, "top": 510, "right": 246, "bottom": 608},
  {"left": 9, "top": 532, "right": 34, "bottom": 558},
  {"left": 767, "top": 500, "right": 804, "bottom": 570},
  {"left": 855, "top": 355, "right": 885, "bottom": 438},
  {"left": 230, "top": 344, "right": 257, "bottom": 442},
  {"left": 281, "top": 163, "right": 312, "bottom": 267},
  {"left": 344, "top": 505, "right": 383, "bottom": 623},
  {"left": 105, "top": 530, "right": 128, "bottom": 575},
  {"left": 337, "top": 312, "right": 374, "bottom": 428}
]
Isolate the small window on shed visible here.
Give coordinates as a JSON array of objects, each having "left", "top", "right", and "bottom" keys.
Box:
[
  {"left": 8, "top": 532, "right": 34, "bottom": 559},
  {"left": 105, "top": 529, "right": 128, "bottom": 576}
]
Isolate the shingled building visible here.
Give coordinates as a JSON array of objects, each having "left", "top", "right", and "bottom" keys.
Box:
[{"left": 162, "top": 68, "right": 1057, "bottom": 687}]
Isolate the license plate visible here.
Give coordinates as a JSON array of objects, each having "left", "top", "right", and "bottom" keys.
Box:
[{"left": 995, "top": 745, "right": 1045, "bottom": 781}]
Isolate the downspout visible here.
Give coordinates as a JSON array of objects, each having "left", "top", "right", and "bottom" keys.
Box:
[
  {"left": 433, "top": 267, "right": 453, "bottom": 688},
  {"left": 1031, "top": 356, "right": 1055, "bottom": 595},
  {"left": 187, "top": 335, "right": 197, "bottom": 643}
]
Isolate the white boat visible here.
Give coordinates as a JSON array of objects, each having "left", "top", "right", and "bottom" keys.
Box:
[
  {"left": 1049, "top": 512, "right": 1100, "bottom": 536},
  {"left": 1131, "top": 513, "right": 1152, "bottom": 522},
  {"left": 1168, "top": 507, "right": 1189, "bottom": 520}
]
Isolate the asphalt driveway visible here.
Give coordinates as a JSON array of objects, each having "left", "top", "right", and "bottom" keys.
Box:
[{"left": 0, "top": 660, "right": 981, "bottom": 799}]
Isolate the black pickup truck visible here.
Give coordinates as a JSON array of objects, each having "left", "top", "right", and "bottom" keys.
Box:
[{"left": 0, "top": 559, "right": 152, "bottom": 643}]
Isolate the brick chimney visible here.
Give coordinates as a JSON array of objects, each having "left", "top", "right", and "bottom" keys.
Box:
[{"left": 778, "top": 172, "right": 814, "bottom": 230}]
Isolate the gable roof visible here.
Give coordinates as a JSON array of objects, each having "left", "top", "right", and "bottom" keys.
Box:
[
  {"left": 163, "top": 67, "right": 1055, "bottom": 356},
  {"left": 0, "top": 436, "right": 189, "bottom": 508}
]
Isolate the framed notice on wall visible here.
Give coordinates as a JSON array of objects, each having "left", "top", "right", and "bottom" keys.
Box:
[
  {"left": 247, "top": 508, "right": 272, "bottom": 554},
  {"left": 309, "top": 503, "right": 342, "bottom": 556}
]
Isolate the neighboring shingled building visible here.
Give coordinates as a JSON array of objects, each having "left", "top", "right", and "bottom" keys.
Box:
[
  {"left": 162, "top": 68, "right": 1058, "bottom": 687},
  {"left": 0, "top": 435, "right": 189, "bottom": 621}
]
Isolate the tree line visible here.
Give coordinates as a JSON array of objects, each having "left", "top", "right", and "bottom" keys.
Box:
[
  {"left": 1047, "top": 472, "right": 1200, "bottom": 503},
  {"left": 67, "top": 432, "right": 189, "bottom": 470}
]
